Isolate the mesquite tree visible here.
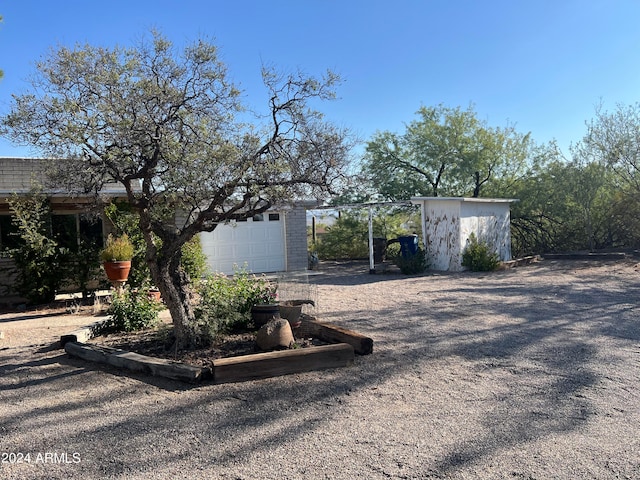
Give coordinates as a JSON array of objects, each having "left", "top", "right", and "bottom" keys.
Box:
[{"left": 1, "top": 31, "right": 351, "bottom": 347}]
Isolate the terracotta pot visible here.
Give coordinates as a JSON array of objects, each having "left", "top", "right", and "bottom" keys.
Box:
[
  {"left": 147, "top": 289, "right": 161, "bottom": 302},
  {"left": 103, "top": 261, "right": 132, "bottom": 283}
]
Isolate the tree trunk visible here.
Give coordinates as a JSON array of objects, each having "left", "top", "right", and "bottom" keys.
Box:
[{"left": 149, "top": 253, "right": 197, "bottom": 350}]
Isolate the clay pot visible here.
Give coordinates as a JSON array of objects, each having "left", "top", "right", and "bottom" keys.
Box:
[{"left": 103, "top": 261, "right": 132, "bottom": 283}]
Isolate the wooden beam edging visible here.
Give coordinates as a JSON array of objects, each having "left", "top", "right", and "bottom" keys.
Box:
[
  {"left": 212, "top": 343, "right": 354, "bottom": 384},
  {"left": 300, "top": 319, "right": 373, "bottom": 355},
  {"left": 64, "top": 341, "right": 204, "bottom": 383},
  {"left": 61, "top": 318, "right": 369, "bottom": 384}
]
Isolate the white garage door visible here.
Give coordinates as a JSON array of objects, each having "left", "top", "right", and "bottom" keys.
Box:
[{"left": 200, "top": 213, "right": 286, "bottom": 275}]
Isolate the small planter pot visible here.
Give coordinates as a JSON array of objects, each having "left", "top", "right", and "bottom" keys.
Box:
[
  {"left": 147, "top": 289, "right": 162, "bottom": 302},
  {"left": 103, "top": 261, "right": 132, "bottom": 283},
  {"left": 251, "top": 304, "right": 280, "bottom": 329}
]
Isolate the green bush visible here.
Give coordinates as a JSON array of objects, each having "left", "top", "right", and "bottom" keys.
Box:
[
  {"left": 461, "top": 233, "right": 500, "bottom": 272},
  {"left": 181, "top": 235, "right": 208, "bottom": 283},
  {"left": 193, "top": 266, "right": 277, "bottom": 344},
  {"left": 6, "top": 193, "right": 67, "bottom": 304},
  {"left": 393, "top": 247, "right": 428, "bottom": 274},
  {"left": 100, "top": 288, "right": 163, "bottom": 333}
]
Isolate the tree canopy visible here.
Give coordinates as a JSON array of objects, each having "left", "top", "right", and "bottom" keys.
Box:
[
  {"left": 1, "top": 31, "right": 352, "bottom": 347},
  {"left": 361, "top": 104, "right": 531, "bottom": 200}
]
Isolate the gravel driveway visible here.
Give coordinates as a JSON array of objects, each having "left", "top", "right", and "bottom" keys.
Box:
[{"left": 1, "top": 258, "right": 639, "bottom": 479}]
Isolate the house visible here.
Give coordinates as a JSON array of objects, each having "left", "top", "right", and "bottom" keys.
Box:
[
  {"left": 411, "top": 196, "right": 517, "bottom": 271},
  {"left": 0, "top": 157, "right": 312, "bottom": 303},
  {"left": 0, "top": 157, "right": 128, "bottom": 302}
]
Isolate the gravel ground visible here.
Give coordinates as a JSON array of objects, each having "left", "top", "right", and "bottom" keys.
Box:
[{"left": 1, "top": 258, "right": 639, "bottom": 479}]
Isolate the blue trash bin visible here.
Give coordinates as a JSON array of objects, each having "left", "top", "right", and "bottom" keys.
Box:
[{"left": 398, "top": 235, "right": 419, "bottom": 258}]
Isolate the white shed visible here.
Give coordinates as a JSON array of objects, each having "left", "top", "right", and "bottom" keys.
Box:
[{"left": 411, "top": 197, "right": 517, "bottom": 271}]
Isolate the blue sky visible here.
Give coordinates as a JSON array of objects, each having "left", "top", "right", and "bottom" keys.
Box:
[{"left": 2, "top": 0, "right": 640, "bottom": 160}]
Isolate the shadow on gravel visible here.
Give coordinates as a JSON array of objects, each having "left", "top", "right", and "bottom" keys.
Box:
[{"left": 1, "top": 259, "right": 638, "bottom": 478}]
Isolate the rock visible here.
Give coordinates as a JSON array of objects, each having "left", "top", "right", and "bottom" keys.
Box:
[{"left": 256, "top": 318, "right": 294, "bottom": 351}]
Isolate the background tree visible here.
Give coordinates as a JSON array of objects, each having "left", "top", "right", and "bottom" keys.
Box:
[
  {"left": 583, "top": 102, "right": 640, "bottom": 195},
  {"left": 362, "top": 104, "right": 531, "bottom": 199},
  {"left": 1, "top": 31, "right": 352, "bottom": 347}
]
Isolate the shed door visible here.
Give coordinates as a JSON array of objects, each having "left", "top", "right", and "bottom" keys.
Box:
[{"left": 200, "top": 213, "right": 285, "bottom": 274}]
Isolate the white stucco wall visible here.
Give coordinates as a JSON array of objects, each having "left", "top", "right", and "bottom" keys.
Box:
[
  {"left": 459, "top": 202, "right": 512, "bottom": 265},
  {"left": 412, "top": 197, "right": 516, "bottom": 271}
]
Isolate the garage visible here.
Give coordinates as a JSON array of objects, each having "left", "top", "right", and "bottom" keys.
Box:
[{"left": 199, "top": 212, "right": 286, "bottom": 275}]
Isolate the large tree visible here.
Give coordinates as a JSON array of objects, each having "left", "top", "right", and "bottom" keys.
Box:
[
  {"left": 1, "top": 31, "right": 351, "bottom": 347},
  {"left": 582, "top": 102, "right": 640, "bottom": 195},
  {"left": 362, "top": 104, "right": 531, "bottom": 199}
]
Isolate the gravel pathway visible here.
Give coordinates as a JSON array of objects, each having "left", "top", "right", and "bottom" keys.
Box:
[{"left": 1, "top": 258, "right": 639, "bottom": 479}]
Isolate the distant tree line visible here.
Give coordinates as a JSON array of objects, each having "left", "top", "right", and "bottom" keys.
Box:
[{"left": 325, "top": 103, "right": 640, "bottom": 258}]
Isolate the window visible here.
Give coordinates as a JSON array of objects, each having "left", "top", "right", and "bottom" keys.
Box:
[
  {"left": 0, "top": 215, "right": 19, "bottom": 250},
  {"left": 268, "top": 213, "right": 280, "bottom": 221},
  {"left": 253, "top": 213, "right": 264, "bottom": 222},
  {"left": 52, "top": 213, "right": 103, "bottom": 251}
]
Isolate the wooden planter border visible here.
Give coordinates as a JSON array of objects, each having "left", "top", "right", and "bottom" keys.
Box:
[{"left": 61, "top": 317, "right": 372, "bottom": 384}]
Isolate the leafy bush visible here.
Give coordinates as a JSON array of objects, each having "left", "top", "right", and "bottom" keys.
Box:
[
  {"left": 6, "top": 192, "right": 68, "bottom": 304},
  {"left": 181, "top": 235, "right": 208, "bottom": 283},
  {"left": 100, "top": 288, "right": 163, "bottom": 333},
  {"left": 193, "top": 266, "right": 277, "bottom": 344},
  {"left": 461, "top": 233, "right": 500, "bottom": 272},
  {"left": 393, "top": 247, "right": 428, "bottom": 274}
]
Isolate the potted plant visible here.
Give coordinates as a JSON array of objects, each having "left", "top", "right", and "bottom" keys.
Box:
[
  {"left": 100, "top": 234, "right": 134, "bottom": 283},
  {"left": 248, "top": 276, "right": 279, "bottom": 329}
]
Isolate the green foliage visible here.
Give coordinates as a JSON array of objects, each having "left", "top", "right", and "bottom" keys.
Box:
[
  {"left": 193, "top": 267, "right": 277, "bottom": 344},
  {"left": 100, "top": 288, "right": 162, "bottom": 333},
  {"left": 462, "top": 234, "right": 500, "bottom": 272},
  {"left": 6, "top": 193, "right": 67, "bottom": 304},
  {"left": 314, "top": 208, "right": 420, "bottom": 261},
  {"left": 100, "top": 234, "right": 134, "bottom": 262},
  {"left": 104, "top": 201, "right": 209, "bottom": 287},
  {"left": 393, "top": 248, "right": 428, "bottom": 274},
  {"left": 315, "top": 214, "right": 369, "bottom": 260},
  {"left": 181, "top": 235, "right": 208, "bottom": 283},
  {"left": 67, "top": 237, "right": 103, "bottom": 299}
]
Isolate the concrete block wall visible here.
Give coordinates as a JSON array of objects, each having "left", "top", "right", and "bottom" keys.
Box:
[{"left": 285, "top": 205, "right": 309, "bottom": 271}]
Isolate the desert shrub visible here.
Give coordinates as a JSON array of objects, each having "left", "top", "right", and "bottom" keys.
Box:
[
  {"left": 99, "top": 288, "right": 163, "bottom": 333},
  {"left": 193, "top": 267, "right": 277, "bottom": 344},
  {"left": 393, "top": 247, "right": 428, "bottom": 274},
  {"left": 461, "top": 233, "right": 500, "bottom": 272}
]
